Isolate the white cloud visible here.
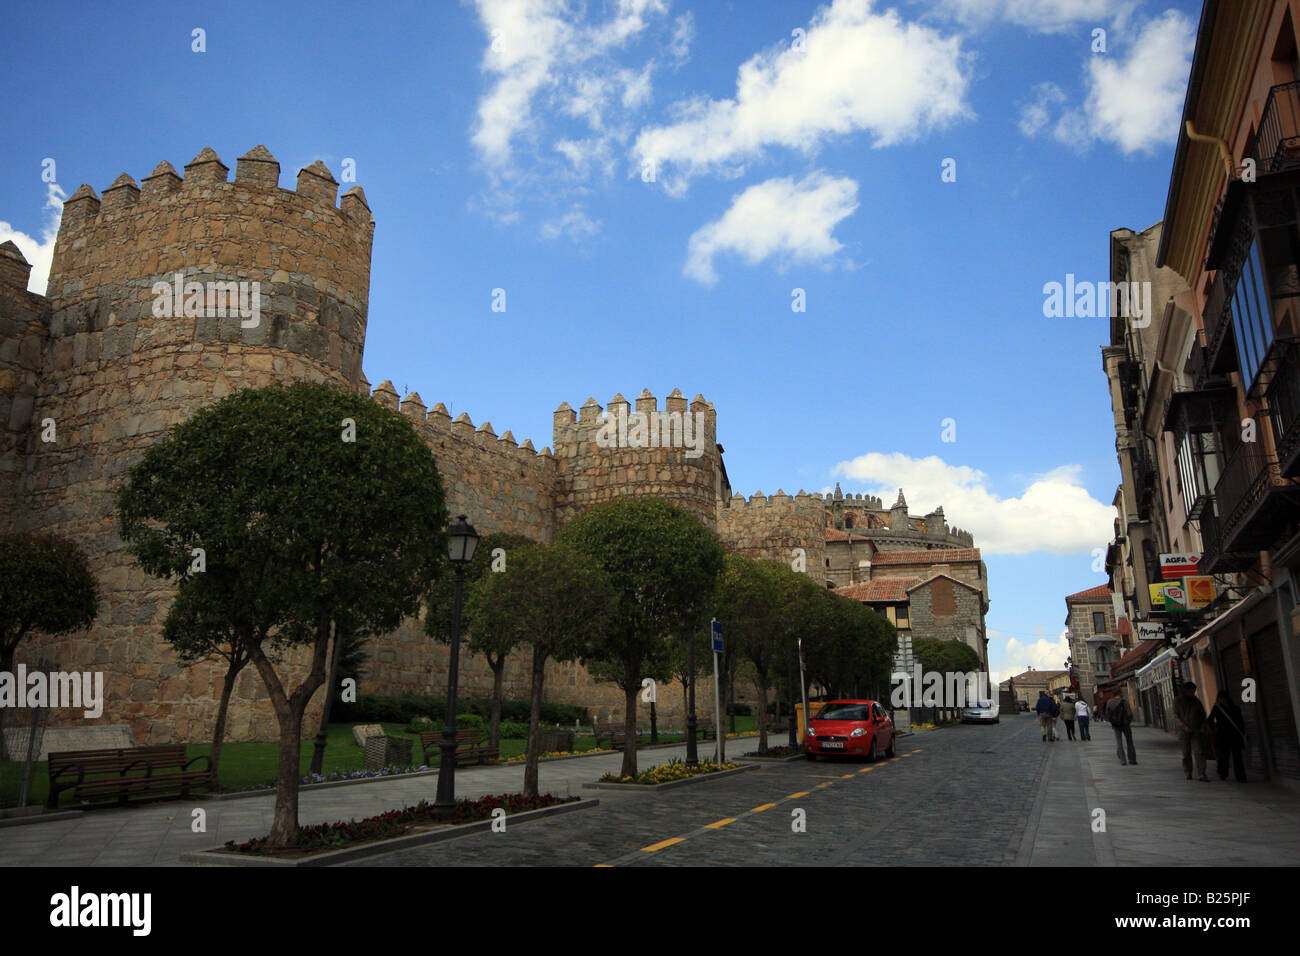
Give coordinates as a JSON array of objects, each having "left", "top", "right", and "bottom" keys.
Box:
[
  {"left": 540, "top": 207, "right": 600, "bottom": 241},
  {"left": 669, "top": 11, "right": 694, "bottom": 61},
  {"left": 1016, "top": 10, "right": 1194, "bottom": 155},
  {"left": 928, "top": 0, "right": 1134, "bottom": 33},
  {"left": 830, "top": 452, "right": 1114, "bottom": 555},
  {"left": 1083, "top": 9, "right": 1194, "bottom": 155},
  {"left": 0, "top": 182, "right": 65, "bottom": 295},
  {"left": 470, "top": 0, "right": 670, "bottom": 171},
  {"left": 991, "top": 630, "right": 1072, "bottom": 679},
  {"left": 633, "top": 0, "right": 971, "bottom": 195},
  {"left": 1017, "top": 82, "right": 1065, "bottom": 137},
  {"left": 684, "top": 172, "right": 858, "bottom": 285}
]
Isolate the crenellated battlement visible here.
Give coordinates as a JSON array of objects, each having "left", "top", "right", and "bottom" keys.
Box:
[
  {"left": 371, "top": 380, "right": 555, "bottom": 464},
  {"left": 552, "top": 387, "right": 718, "bottom": 459},
  {"left": 723, "top": 489, "right": 826, "bottom": 509}
]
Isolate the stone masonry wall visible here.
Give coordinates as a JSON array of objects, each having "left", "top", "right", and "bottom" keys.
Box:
[
  {"left": 909, "top": 577, "right": 987, "bottom": 667},
  {"left": 7, "top": 146, "right": 374, "bottom": 744},
  {"left": 717, "top": 490, "right": 828, "bottom": 585}
]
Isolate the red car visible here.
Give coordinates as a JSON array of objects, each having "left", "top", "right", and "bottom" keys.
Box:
[{"left": 804, "top": 699, "right": 896, "bottom": 761}]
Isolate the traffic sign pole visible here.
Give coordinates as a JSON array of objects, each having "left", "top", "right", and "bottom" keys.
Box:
[{"left": 711, "top": 619, "right": 724, "bottom": 763}]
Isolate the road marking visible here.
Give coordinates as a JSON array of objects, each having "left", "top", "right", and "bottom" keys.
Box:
[
  {"left": 751, "top": 803, "right": 776, "bottom": 812},
  {"left": 814, "top": 782, "right": 832, "bottom": 789},
  {"left": 840, "top": 773, "right": 855, "bottom": 779},
  {"left": 642, "top": 837, "right": 685, "bottom": 852},
  {"left": 704, "top": 817, "right": 736, "bottom": 829},
  {"left": 858, "top": 767, "right": 873, "bottom": 773},
  {"left": 788, "top": 791, "right": 810, "bottom": 798},
  {"left": 593, "top": 863, "right": 613, "bottom": 867}
]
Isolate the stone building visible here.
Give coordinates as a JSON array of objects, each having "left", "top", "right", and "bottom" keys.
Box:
[
  {"left": 0, "top": 146, "right": 990, "bottom": 745},
  {"left": 1062, "top": 585, "right": 1121, "bottom": 704}
]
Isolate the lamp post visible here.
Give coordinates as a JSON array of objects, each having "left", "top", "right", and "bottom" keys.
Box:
[
  {"left": 685, "top": 633, "right": 698, "bottom": 767},
  {"left": 434, "top": 515, "right": 479, "bottom": 819}
]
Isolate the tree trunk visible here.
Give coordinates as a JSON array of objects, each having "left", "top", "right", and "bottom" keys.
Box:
[
  {"left": 757, "top": 681, "right": 769, "bottom": 753},
  {"left": 620, "top": 684, "right": 639, "bottom": 778},
  {"left": 210, "top": 655, "right": 247, "bottom": 783},
  {"left": 489, "top": 657, "right": 505, "bottom": 751},
  {"left": 523, "top": 647, "right": 547, "bottom": 798},
  {"left": 267, "top": 707, "right": 304, "bottom": 848},
  {"left": 0, "top": 645, "right": 13, "bottom": 760}
]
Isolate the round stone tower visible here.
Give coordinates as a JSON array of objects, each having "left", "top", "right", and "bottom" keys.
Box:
[{"left": 16, "top": 146, "right": 374, "bottom": 743}]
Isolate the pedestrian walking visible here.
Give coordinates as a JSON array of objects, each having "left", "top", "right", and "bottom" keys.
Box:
[
  {"left": 1061, "top": 697, "right": 1077, "bottom": 740},
  {"left": 1105, "top": 694, "right": 1137, "bottom": 765},
  {"left": 1208, "top": 689, "right": 1248, "bottom": 783},
  {"left": 1035, "top": 690, "right": 1056, "bottom": 742},
  {"left": 1174, "top": 681, "right": 1210, "bottom": 782},
  {"left": 1075, "top": 698, "right": 1091, "bottom": 740}
]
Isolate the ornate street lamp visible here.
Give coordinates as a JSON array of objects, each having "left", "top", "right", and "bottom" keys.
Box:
[{"left": 433, "top": 515, "right": 479, "bottom": 819}]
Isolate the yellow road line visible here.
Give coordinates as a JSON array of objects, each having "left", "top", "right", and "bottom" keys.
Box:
[
  {"left": 641, "top": 837, "right": 685, "bottom": 852},
  {"left": 593, "top": 863, "right": 612, "bottom": 867},
  {"left": 814, "top": 782, "right": 832, "bottom": 789},
  {"left": 704, "top": 817, "right": 736, "bottom": 829},
  {"left": 858, "top": 767, "right": 873, "bottom": 772},
  {"left": 841, "top": 773, "right": 855, "bottom": 779},
  {"left": 751, "top": 803, "right": 776, "bottom": 812},
  {"left": 788, "top": 790, "right": 810, "bottom": 798}
]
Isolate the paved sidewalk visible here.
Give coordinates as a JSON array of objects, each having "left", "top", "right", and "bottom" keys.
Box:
[
  {"left": 1023, "top": 723, "right": 1300, "bottom": 866},
  {"left": 0, "top": 736, "right": 760, "bottom": 867}
]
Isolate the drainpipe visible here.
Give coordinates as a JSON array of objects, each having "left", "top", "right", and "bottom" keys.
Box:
[{"left": 1184, "top": 121, "right": 1238, "bottom": 180}]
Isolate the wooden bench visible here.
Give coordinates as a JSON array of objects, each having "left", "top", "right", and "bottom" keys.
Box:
[
  {"left": 47, "top": 745, "right": 215, "bottom": 809},
  {"left": 591, "top": 719, "right": 626, "bottom": 750},
  {"left": 419, "top": 730, "right": 498, "bottom": 767}
]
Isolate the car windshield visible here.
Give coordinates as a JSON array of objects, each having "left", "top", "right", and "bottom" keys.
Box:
[{"left": 814, "top": 704, "right": 870, "bottom": 721}]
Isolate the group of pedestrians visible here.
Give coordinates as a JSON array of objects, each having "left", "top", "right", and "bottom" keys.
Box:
[
  {"left": 1032, "top": 685, "right": 1248, "bottom": 782},
  {"left": 1032, "top": 691, "right": 1091, "bottom": 741}
]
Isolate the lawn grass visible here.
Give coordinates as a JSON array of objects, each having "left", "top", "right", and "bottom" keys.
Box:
[{"left": 1, "top": 717, "right": 762, "bottom": 807}]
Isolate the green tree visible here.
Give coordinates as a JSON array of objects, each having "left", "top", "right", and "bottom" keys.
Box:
[
  {"left": 0, "top": 534, "right": 98, "bottom": 758},
  {"left": 805, "top": 591, "right": 895, "bottom": 700},
  {"left": 116, "top": 382, "right": 447, "bottom": 849},
  {"left": 713, "top": 556, "right": 781, "bottom": 752},
  {"left": 467, "top": 543, "right": 613, "bottom": 795},
  {"left": 426, "top": 532, "right": 539, "bottom": 749},
  {"left": 560, "top": 498, "right": 724, "bottom": 777}
]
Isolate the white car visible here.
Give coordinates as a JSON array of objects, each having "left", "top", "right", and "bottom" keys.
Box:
[{"left": 960, "top": 701, "right": 1000, "bottom": 723}]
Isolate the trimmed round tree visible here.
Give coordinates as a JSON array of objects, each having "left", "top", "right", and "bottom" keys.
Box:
[
  {"left": 559, "top": 497, "right": 724, "bottom": 778},
  {"left": 466, "top": 542, "right": 613, "bottom": 796},
  {"left": 0, "top": 534, "right": 99, "bottom": 758},
  {"left": 116, "top": 382, "right": 447, "bottom": 848}
]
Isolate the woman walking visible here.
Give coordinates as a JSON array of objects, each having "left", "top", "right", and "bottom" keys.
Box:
[{"left": 1208, "top": 690, "right": 1248, "bottom": 782}]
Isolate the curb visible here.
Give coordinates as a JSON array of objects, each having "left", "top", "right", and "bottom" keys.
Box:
[
  {"left": 736, "top": 751, "right": 807, "bottom": 762},
  {"left": 582, "top": 762, "right": 758, "bottom": 792},
  {"left": 179, "top": 796, "right": 598, "bottom": 867},
  {"left": 0, "top": 809, "right": 85, "bottom": 829}
]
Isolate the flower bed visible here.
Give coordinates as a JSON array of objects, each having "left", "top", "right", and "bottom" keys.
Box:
[
  {"left": 599, "top": 759, "right": 739, "bottom": 786},
  {"left": 239, "top": 765, "right": 431, "bottom": 792},
  {"left": 222, "top": 793, "right": 577, "bottom": 855},
  {"left": 742, "top": 745, "right": 801, "bottom": 758}
]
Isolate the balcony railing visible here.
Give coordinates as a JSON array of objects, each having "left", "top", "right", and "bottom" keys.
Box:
[
  {"left": 1257, "top": 81, "right": 1300, "bottom": 174},
  {"left": 1267, "top": 339, "right": 1300, "bottom": 477},
  {"left": 1203, "top": 264, "right": 1239, "bottom": 377},
  {"left": 1214, "top": 437, "right": 1300, "bottom": 552},
  {"left": 1197, "top": 499, "right": 1255, "bottom": 573}
]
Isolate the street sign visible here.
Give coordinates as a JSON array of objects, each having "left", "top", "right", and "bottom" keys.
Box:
[
  {"left": 1160, "top": 552, "right": 1200, "bottom": 579},
  {"left": 710, "top": 619, "right": 723, "bottom": 654},
  {"left": 1136, "top": 621, "right": 1164, "bottom": 641},
  {"left": 1163, "top": 583, "right": 1188, "bottom": 613},
  {"left": 1185, "top": 575, "right": 1215, "bottom": 608}
]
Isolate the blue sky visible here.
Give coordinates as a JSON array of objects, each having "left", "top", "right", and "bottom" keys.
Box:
[{"left": 0, "top": 0, "right": 1201, "bottom": 682}]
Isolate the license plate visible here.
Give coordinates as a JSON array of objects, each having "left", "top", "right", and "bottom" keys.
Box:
[{"left": 820, "top": 741, "right": 844, "bottom": 750}]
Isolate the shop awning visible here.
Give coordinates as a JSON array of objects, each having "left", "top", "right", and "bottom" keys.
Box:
[{"left": 1107, "top": 638, "right": 1165, "bottom": 681}]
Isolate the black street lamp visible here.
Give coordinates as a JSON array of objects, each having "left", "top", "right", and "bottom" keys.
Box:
[
  {"left": 433, "top": 514, "right": 479, "bottom": 819},
  {"left": 686, "top": 633, "right": 698, "bottom": 767}
]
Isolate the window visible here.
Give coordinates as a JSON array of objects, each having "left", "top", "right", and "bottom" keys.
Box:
[
  {"left": 1230, "top": 239, "right": 1277, "bottom": 387},
  {"left": 896, "top": 605, "right": 909, "bottom": 626},
  {"left": 1092, "top": 611, "right": 1107, "bottom": 634}
]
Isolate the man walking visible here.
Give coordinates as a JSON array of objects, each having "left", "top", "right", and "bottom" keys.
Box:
[
  {"left": 1075, "top": 698, "right": 1091, "bottom": 740},
  {"left": 1105, "top": 694, "right": 1137, "bottom": 765},
  {"left": 1035, "top": 690, "right": 1056, "bottom": 742},
  {"left": 1174, "top": 681, "right": 1210, "bottom": 782},
  {"left": 1208, "top": 689, "right": 1248, "bottom": 783}
]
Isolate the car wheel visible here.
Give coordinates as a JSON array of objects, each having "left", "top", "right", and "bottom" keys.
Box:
[
  {"left": 885, "top": 735, "right": 895, "bottom": 759},
  {"left": 868, "top": 737, "right": 878, "bottom": 762}
]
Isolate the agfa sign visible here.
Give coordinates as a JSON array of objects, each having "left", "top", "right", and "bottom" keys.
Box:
[{"left": 1160, "top": 552, "right": 1200, "bottom": 579}]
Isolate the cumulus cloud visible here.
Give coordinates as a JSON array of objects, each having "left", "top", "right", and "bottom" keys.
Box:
[
  {"left": 684, "top": 172, "right": 859, "bottom": 285},
  {"left": 0, "top": 182, "right": 65, "bottom": 295},
  {"left": 830, "top": 452, "right": 1114, "bottom": 555},
  {"left": 1016, "top": 10, "right": 1194, "bottom": 155},
  {"left": 633, "top": 0, "right": 971, "bottom": 195},
  {"left": 470, "top": 0, "right": 671, "bottom": 172},
  {"left": 991, "top": 629, "right": 1073, "bottom": 679}
]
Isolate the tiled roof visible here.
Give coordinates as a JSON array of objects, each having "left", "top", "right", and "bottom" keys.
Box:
[
  {"left": 1065, "top": 584, "right": 1114, "bottom": 602},
  {"left": 870, "top": 548, "right": 981, "bottom": 565},
  {"left": 835, "top": 578, "right": 921, "bottom": 602},
  {"left": 824, "top": 527, "right": 870, "bottom": 542}
]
